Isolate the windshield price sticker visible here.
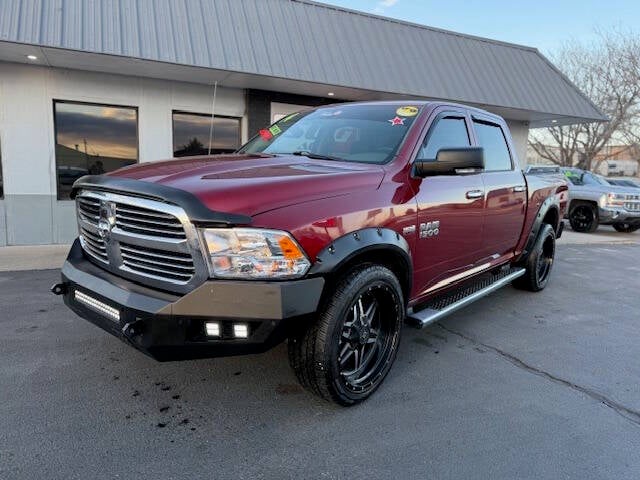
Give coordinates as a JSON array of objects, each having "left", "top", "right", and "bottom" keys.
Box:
[{"left": 396, "top": 106, "right": 419, "bottom": 117}]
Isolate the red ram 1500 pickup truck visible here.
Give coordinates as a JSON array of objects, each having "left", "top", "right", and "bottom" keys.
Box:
[{"left": 53, "top": 101, "right": 567, "bottom": 405}]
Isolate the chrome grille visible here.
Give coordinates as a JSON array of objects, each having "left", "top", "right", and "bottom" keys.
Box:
[
  {"left": 624, "top": 194, "right": 640, "bottom": 211},
  {"left": 77, "top": 197, "right": 109, "bottom": 263},
  {"left": 77, "top": 197, "right": 101, "bottom": 224},
  {"left": 75, "top": 190, "right": 208, "bottom": 294},
  {"left": 120, "top": 243, "right": 195, "bottom": 282},
  {"left": 79, "top": 226, "right": 108, "bottom": 263},
  {"left": 115, "top": 204, "right": 187, "bottom": 239}
]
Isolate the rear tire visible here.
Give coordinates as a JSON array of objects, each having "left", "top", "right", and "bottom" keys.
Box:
[
  {"left": 513, "top": 224, "right": 556, "bottom": 292},
  {"left": 287, "top": 265, "right": 404, "bottom": 406},
  {"left": 569, "top": 202, "right": 599, "bottom": 233},
  {"left": 612, "top": 223, "right": 640, "bottom": 233}
]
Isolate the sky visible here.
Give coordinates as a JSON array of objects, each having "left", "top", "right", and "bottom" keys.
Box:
[{"left": 321, "top": 0, "right": 639, "bottom": 54}]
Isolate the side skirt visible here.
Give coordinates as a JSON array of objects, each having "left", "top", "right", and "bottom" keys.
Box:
[{"left": 406, "top": 267, "right": 526, "bottom": 328}]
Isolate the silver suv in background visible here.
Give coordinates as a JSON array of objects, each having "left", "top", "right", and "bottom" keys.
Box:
[{"left": 526, "top": 166, "right": 640, "bottom": 233}]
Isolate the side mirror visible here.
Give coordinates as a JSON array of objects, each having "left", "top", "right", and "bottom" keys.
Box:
[{"left": 414, "top": 147, "right": 484, "bottom": 177}]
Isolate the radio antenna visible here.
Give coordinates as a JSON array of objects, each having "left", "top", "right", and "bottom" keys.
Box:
[{"left": 207, "top": 80, "right": 218, "bottom": 155}]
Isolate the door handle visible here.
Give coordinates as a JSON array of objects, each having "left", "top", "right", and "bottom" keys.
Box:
[
  {"left": 513, "top": 185, "right": 526, "bottom": 192},
  {"left": 466, "top": 190, "right": 484, "bottom": 199}
]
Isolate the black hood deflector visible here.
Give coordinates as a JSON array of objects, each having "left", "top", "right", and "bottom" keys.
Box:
[{"left": 72, "top": 175, "right": 252, "bottom": 226}]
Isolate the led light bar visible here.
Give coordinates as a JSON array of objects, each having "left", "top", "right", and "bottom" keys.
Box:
[{"left": 74, "top": 290, "right": 120, "bottom": 322}]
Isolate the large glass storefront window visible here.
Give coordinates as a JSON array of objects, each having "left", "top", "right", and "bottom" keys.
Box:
[
  {"left": 54, "top": 101, "right": 138, "bottom": 199},
  {"left": 172, "top": 112, "right": 241, "bottom": 157}
]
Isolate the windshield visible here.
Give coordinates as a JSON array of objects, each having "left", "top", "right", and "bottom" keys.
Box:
[
  {"left": 565, "top": 171, "right": 611, "bottom": 186},
  {"left": 584, "top": 173, "right": 611, "bottom": 185},
  {"left": 238, "top": 104, "right": 422, "bottom": 164}
]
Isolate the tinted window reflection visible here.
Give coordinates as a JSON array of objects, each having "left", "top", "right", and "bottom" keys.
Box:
[
  {"left": 473, "top": 121, "right": 512, "bottom": 171},
  {"left": 419, "top": 117, "right": 470, "bottom": 160},
  {"left": 54, "top": 101, "right": 138, "bottom": 199},
  {"left": 173, "top": 112, "right": 241, "bottom": 157}
]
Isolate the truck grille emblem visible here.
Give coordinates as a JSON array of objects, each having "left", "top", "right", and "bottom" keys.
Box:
[{"left": 97, "top": 201, "right": 116, "bottom": 242}]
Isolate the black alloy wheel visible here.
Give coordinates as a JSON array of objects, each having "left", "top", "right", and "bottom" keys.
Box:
[
  {"left": 612, "top": 223, "right": 640, "bottom": 233},
  {"left": 337, "top": 285, "right": 398, "bottom": 393},
  {"left": 536, "top": 233, "right": 555, "bottom": 284},
  {"left": 569, "top": 204, "right": 598, "bottom": 233},
  {"left": 288, "top": 265, "right": 404, "bottom": 406},
  {"left": 513, "top": 223, "right": 556, "bottom": 292}
]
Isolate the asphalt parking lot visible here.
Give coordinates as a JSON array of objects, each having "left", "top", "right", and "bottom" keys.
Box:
[{"left": 2, "top": 240, "right": 640, "bottom": 479}]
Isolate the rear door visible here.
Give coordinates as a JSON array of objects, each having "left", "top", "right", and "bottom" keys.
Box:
[
  {"left": 411, "top": 109, "right": 486, "bottom": 298},
  {"left": 472, "top": 117, "right": 526, "bottom": 260}
]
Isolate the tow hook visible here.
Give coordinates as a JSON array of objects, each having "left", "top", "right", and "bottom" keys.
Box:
[
  {"left": 122, "top": 320, "right": 145, "bottom": 344},
  {"left": 50, "top": 283, "right": 68, "bottom": 295}
]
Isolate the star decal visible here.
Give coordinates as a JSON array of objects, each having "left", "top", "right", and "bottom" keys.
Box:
[{"left": 388, "top": 116, "right": 405, "bottom": 126}]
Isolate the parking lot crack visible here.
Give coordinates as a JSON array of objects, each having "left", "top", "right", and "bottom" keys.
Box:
[{"left": 439, "top": 324, "right": 640, "bottom": 428}]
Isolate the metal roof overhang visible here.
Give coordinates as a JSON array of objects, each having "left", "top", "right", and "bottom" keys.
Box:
[{"left": 0, "top": 40, "right": 601, "bottom": 128}]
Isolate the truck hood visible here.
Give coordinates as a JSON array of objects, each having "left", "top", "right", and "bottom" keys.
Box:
[
  {"left": 108, "top": 154, "right": 385, "bottom": 217},
  {"left": 570, "top": 183, "right": 637, "bottom": 195}
]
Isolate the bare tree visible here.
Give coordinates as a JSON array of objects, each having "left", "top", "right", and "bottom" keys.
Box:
[{"left": 529, "top": 30, "right": 640, "bottom": 170}]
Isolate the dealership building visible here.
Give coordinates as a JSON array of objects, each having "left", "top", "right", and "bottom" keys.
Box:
[{"left": 0, "top": 0, "right": 605, "bottom": 246}]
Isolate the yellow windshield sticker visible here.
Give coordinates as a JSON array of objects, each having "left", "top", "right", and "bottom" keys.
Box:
[{"left": 396, "top": 106, "right": 419, "bottom": 117}]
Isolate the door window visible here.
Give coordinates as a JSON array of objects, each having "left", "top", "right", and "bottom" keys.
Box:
[
  {"left": 473, "top": 121, "right": 512, "bottom": 171},
  {"left": 418, "top": 116, "right": 470, "bottom": 160}
]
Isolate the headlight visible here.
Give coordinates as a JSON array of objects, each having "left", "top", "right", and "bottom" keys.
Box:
[
  {"left": 606, "top": 193, "right": 626, "bottom": 207},
  {"left": 201, "top": 228, "right": 311, "bottom": 279},
  {"left": 598, "top": 194, "right": 607, "bottom": 208}
]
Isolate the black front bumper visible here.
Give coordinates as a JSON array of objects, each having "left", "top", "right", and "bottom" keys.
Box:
[
  {"left": 598, "top": 207, "right": 640, "bottom": 225},
  {"left": 59, "top": 240, "right": 324, "bottom": 361}
]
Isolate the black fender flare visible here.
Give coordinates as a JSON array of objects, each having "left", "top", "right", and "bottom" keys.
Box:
[
  {"left": 308, "top": 227, "right": 412, "bottom": 295},
  {"left": 519, "top": 195, "right": 561, "bottom": 262}
]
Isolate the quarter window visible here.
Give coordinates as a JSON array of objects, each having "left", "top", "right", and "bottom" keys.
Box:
[
  {"left": 172, "top": 112, "right": 241, "bottom": 157},
  {"left": 418, "top": 116, "right": 470, "bottom": 160},
  {"left": 54, "top": 101, "right": 138, "bottom": 200},
  {"left": 473, "top": 121, "right": 512, "bottom": 171}
]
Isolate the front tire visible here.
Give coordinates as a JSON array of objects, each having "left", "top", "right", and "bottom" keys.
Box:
[
  {"left": 612, "top": 223, "right": 640, "bottom": 233},
  {"left": 569, "top": 202, "right": 599, "bottom": 233},
  {"left": 513, "top": 223, "right": 556, "bottom": 292},
  {"left": 288, "top": 265, "right": 404, "bottom": 406}
]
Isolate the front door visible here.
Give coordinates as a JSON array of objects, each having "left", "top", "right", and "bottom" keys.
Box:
[{"left": 411, "top": 111, "right": 486, "bottom": 299}]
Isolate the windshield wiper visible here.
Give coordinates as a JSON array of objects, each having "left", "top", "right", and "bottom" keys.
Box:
[{"left": 291, "top": 151, "right": 344, "bottom": 162}]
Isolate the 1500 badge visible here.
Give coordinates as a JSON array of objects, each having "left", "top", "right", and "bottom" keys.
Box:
[
  {"left": 403, "top": 221, "right": 441, "bottom": 238},
  {"left": 420, "top": 221, "right": 440, "bottom": 238}
]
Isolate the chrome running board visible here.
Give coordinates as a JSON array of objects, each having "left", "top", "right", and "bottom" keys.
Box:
[{"left": 406, "top": 267, "right": 526, "bottom": 329}]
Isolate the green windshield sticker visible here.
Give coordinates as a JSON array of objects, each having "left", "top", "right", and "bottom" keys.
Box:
[
  {"left": 282, "top": 112, "right": 299, "bottom": 123},
  {"left": 269, "top": 125, "right": 282, "bottom": 136}
]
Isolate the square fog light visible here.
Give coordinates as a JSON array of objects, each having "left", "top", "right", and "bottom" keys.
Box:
[
  {"left": 233, "top": 324, "right": 249, "bottom": 339},
  {"left": 205, "top": 322, "right": 220, "bottom": 337}
]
